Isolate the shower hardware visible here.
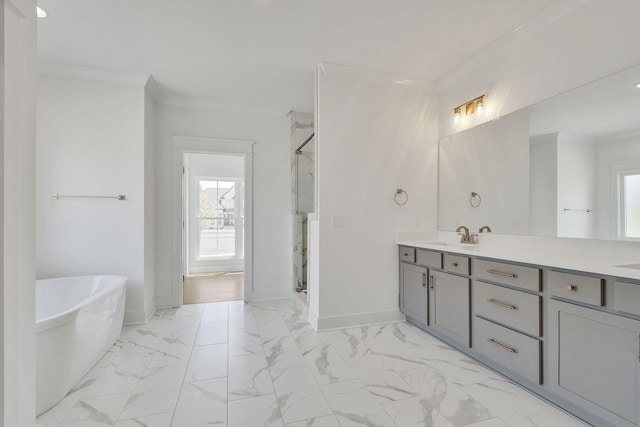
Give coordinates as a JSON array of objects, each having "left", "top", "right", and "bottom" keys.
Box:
[
  {"left": 295, "top": 132, "right": 315, "bottom": 154},
  {"left": 50, "top": 194, "right": 126, "bottom": 200}
]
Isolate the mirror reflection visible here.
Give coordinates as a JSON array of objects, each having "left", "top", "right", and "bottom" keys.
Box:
[{"left": 438, "top": 63, "right": 640, "bottom": 241}]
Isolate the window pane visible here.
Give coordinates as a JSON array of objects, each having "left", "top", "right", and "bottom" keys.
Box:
[
  {"left": 198, "top": 180, "right": 236, "bottom": 258},
  {"left": 624, "top": 174, "right": 640, "bottom": 238}
]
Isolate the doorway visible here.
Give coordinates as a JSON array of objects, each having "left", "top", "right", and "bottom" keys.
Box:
[{"left": 183, "top": 152, "right": 245, "bottom": 304}]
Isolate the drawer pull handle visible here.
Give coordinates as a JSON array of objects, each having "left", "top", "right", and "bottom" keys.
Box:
[
  {"left": 451, "top": 262, "right": 459, "bottom": 267},
  {"left": 488, "top": 338, "right": 518, "bottom": 353},
  {"left": 487, "top": 298, "right": 518, "bottom": 310},
  {"left": 566, "top": 285, "right": 578, "bottom": 292},
  {"left": 403, "top": 252, "right": 409, "bottom": 257},
  {"left": 429, "top": 275, "right": 434, "bottom": 289},
  {"left": 487, "top": 269, "right": 518, "bottom": 278},
  {"left": 422, "top": 273, "right": 427, "bottom": 288}
]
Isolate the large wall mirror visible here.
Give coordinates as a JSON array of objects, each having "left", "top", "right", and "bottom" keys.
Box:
[{"left": 438, "top": 63, "right": 640, "bottom": 241}]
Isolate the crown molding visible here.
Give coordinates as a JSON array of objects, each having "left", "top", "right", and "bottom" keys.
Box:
[
  {"left": 38, "top": 61, "right": 150, "bottom": 87},
  {"left": 159, "top": 95, "right": 289, "bottom": 117}
]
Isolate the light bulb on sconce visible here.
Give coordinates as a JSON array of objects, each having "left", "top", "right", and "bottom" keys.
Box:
[
  {"left": 476, "top": 96, "right": 484, "bottom": 114},
  {"left": 453, "top": 106, "right": 461, "bottom": 122},
  {"left": 36, "top": 5, "right": 48, "bottom": 18}
]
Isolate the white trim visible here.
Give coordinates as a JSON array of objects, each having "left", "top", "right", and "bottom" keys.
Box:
[
  {"left": 124, "top": 308, "right": 155, "bottom": 325},
  {"left": 171, "top": 136, "right": 254, "bottom": 307},
  {"left": 610, "top": 160, "right": 640, "bottom": 240},
  {"left": 316, "top": 310, "right": 406, "bottom": 331},
  {"left": 38, "top": 61, "right": 150, "bottom": 87},
  {"left": 160, "top": 95, "right": 288, "bottom": 117}
]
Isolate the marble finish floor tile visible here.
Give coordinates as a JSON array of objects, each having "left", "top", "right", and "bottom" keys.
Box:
[
  {"left": 113, "top": 412, "right": 173, "bottom": 427},
  {"left": 228, "top": 353, "right": 275, "bottom": 401},
  {"left": 321, "top": 379, "right": 397, "bottom": 427},
  {"left": 184, "top": 343, "right": 228, "bottom": 383},
  {"left": 228, "top": 394, "right": 284, "bottom": 427},
  {"left": 38, "top": 298, "right": 589, "bottom": 427},
  {"left": 284, "top": 414, "right": 341, "bottom": 427},
  {"left": 171, "top": 377, "right": 227, "bottom": 427},
  {"left": 271, "top": 365, "right": 333, "bottom": 424},
  {"left": 58, "top": 392, "right": 130, "bottom": 427}
]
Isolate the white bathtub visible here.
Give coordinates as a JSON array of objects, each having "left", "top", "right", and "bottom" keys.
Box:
[{"left": 35, "top": 275, "right": 127, "bottom": 415}]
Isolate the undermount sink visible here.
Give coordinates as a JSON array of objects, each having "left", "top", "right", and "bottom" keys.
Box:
[
  {"left": 421, "top": 241, "right": 477, "bottom": 250},
  {"left": 615, "top": 263, "right": 640, "bottom": 270}
]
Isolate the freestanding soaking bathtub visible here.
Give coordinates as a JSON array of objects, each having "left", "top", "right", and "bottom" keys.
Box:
[{"left": 35, "top": 275, "right": 127, "bottom": 415}]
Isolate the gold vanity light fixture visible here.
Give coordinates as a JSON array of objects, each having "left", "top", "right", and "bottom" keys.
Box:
[{"left": 453, "top": 95, "right": 486, "bottom": 121}]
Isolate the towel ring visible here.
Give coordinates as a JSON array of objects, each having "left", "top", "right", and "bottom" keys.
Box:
[
  {"left": 394, "top": 188, "right": 408, "bottom": 206},
  {"left": 470, "top": 191, "right": 481, "bottom": 208}
]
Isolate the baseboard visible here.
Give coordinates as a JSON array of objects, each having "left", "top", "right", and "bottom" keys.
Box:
[
  {"left": 308, "top": 308, "right": 319, "bottom": 331},
  {"left": 124, "top": 310, "right": 148, "bottom": 325},
  {"left": 155, "top": 297, "right": 179, "bottom": 310},
  {"left": 316, "top": 309, "right": 406, "bottom": 331},
  {"left": 244, "top": 289, "right": 293, "bottom": 301}
]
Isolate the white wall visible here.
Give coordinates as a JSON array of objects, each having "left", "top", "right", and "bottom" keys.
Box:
[
  {"left": 154, "top": 103, "right": 291, "bottom": 306},
  {"left": 556, "top": 132, "right": 595, "bottom": 238},
  {"left": 3, "top": 0, "right": 37, "bottom": 423},
  {"left": 36, "top": 69, "right": 155, "bottom": 324},
  {"left": 529, "top": 134, "right": 557, "bottom": 236},
  {"left": 312, "top": 63, "right": 438, "bottom": 329},
  {"left": 438, "top": 0, "right": 640, "bottom": 138}
]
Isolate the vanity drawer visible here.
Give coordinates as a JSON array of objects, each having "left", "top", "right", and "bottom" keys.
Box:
[
  {"left": 474, "top": 316, "right": 541, "bottom": 384},
  {"left": 444, "top": 253, "right": 470, "bottom": 275},
  {"left": 612, "top": 280, "right": 640, "bottom": 315},
  {"left": 474, "top": 281, "right": 541, "bottom": 337},
  {"left": 548, "top": 271, "right": 603, "bottom": 306},
  {"left": 399, "top": 246, "right": 415, "bottom": 263},
  {"left": 474, "top": 259, "right": 541, "bottom": 292},
  {"left": 416, "top": 249, "right": 442, "bottom": 269}
]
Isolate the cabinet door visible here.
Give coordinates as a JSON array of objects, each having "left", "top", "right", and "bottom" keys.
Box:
[
  {"left": 548, "top": 300, "right": 640, "bottom": 427},
  {"left": 429, "top": 271, "right": 470, "bottom": 346},
  {"left": 400, "top": 263, "right": 428, "bottom": 325}
]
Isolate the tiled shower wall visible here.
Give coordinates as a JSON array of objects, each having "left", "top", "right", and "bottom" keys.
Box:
[{"left": 289, "top": 111, "right": 314, "bottom": 293}]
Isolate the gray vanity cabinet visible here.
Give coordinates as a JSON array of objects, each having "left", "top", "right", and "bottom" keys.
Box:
[
  {"left": 548, "top": 299, "right": 640, "bottom": 427},
  {"left": 429, "top": 270, "right": 470, "bottom": 346},
  {"left": 399, "top": 262, "right": 428, "bottom": 326}
]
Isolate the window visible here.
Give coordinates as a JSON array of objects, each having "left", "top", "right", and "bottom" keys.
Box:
[
  {"left": 620, "top": 171, "right": 640, "bottom": 240},
  {"left": 197, "top": 179, "right": 241, "bottom": 258}
]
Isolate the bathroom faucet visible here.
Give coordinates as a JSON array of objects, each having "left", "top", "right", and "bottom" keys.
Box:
[
  {"left": 479, "top": 225, "right": 492, "bottom": 233},
  {"left": 456, "top": 225, "right": 476, "bottom": 244}
]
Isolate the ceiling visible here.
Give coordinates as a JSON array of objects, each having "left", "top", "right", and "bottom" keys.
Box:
[{"left": 37, "top": 0, "right": 560, "bottom": 112}]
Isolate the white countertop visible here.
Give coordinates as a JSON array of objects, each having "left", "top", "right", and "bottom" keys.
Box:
[{"left": 397, "top": 239, "right": 640, "bottom": 281}]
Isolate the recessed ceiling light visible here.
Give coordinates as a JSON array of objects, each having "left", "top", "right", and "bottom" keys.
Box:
[
  {"left": 636, "top": 82, "right": 640, "bottom": 88},
  {"left": 36, "top": 6, "right": 48, "bottom": 18}
]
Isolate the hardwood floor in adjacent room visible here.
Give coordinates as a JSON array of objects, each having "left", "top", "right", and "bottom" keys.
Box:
[{"left": 183, "top": 272, "right": 244, "bottom": 304}]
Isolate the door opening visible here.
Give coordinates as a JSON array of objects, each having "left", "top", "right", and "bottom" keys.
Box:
[{"left": 183, "top": 152, "right": 245, "bottom": 304}]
